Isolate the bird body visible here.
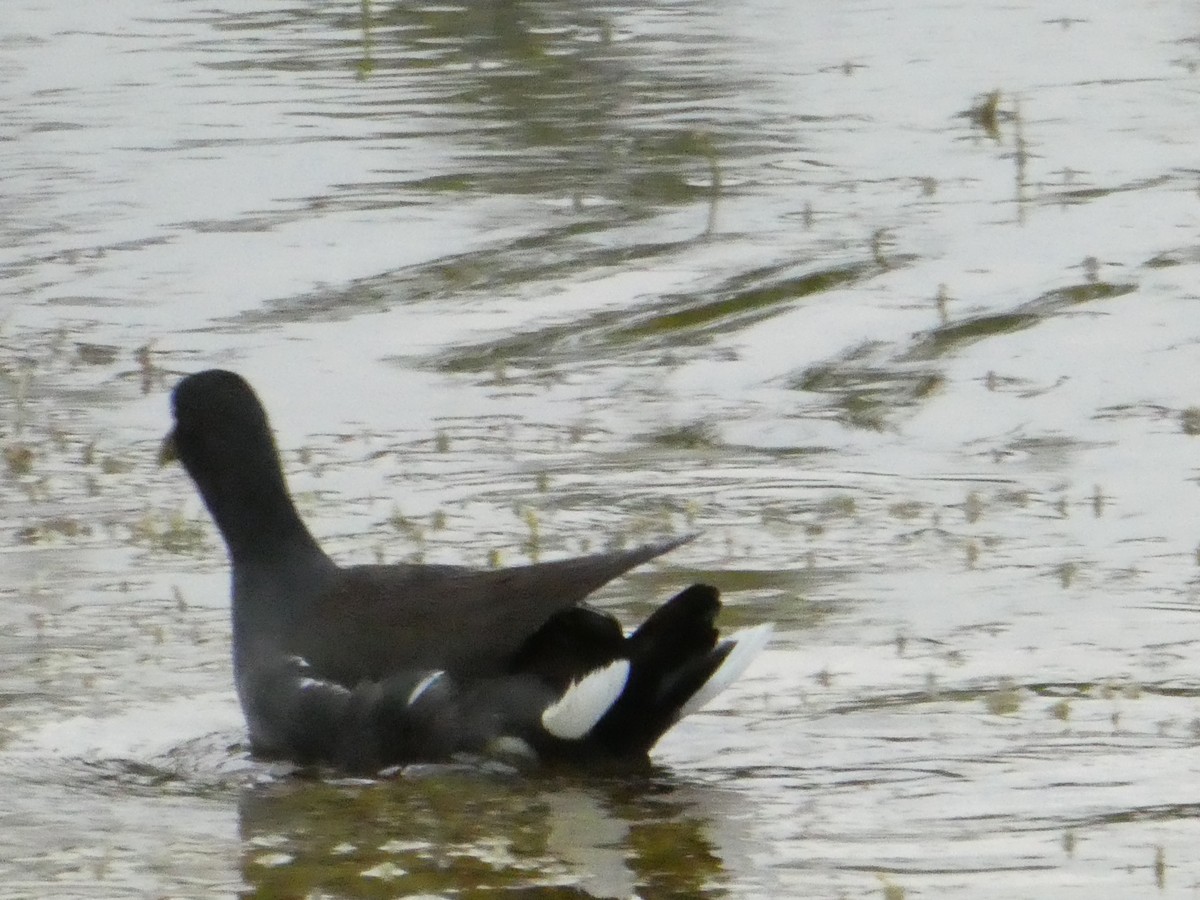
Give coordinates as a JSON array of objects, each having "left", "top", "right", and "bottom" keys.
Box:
[{"left": 163, "top": 369, "right": 770, "bottom": 772}]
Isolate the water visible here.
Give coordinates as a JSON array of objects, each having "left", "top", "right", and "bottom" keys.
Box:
[{"left": 3, "top": 0, "right": 1200, "bottom": 896}]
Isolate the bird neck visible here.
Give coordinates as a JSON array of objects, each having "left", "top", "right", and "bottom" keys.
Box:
[{"left": 196, "top": 462, "right": 329, "bottom": 569}]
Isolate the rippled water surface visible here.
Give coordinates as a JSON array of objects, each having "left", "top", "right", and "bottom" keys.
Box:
[{"left": 4, "top": 1, "right": 1200, "bottom": 897}]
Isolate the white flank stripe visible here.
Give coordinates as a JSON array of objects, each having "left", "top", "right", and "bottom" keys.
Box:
[
  {"left": 541, "top": 659, "right": 630, "bottom": 740},
  {"left": 406, "top": 671, "right": 444, "bottom": 706},
  {"left": 677, "top": 623, "right": 774, "bottom": 720},
  {"left": 290, "top": 656, "right": 350, "bottom": 695}
]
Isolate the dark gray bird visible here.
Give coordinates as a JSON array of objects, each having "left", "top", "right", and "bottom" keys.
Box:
[{"left": 161, "top": 369, "right": 771, "bottom": 772}]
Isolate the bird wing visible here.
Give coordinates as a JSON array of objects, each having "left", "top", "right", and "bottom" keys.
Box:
[{"left": 290, "top": 535, "right": 695, "bottom": 684}]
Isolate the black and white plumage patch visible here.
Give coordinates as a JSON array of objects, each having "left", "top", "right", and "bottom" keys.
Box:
[{"left": 541, "top": 659, "right": 631, "bottom": 740}]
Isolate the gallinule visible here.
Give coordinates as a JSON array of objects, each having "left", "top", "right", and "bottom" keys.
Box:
[{"left": 161, "top": 369, "right": 771, "bottom": 771}]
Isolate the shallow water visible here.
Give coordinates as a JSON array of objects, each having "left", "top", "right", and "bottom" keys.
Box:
[{"left": 3, "top": 0, "right": 1200, "bottom": 896}]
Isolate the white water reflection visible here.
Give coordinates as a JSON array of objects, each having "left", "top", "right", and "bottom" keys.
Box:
[{"left": 3, "top": 0, "right": 1200, "bottom": 896}]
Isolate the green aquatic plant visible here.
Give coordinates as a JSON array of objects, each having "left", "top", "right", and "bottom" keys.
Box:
[
  {"left": 387, "top": 506, "right": 426, "bottom": 544},
  {"left": 817, "top": 494, "right": 856, "bottom": 519},
  {"left": 1056, "top": 561, "right": 1077, "bottom": 589},
  {"left": 647, "top": 421, "right": 721, "bottom": 450},
  {"left": 625, "top": 505, "right": 676, "bottom": 543},
  {"left": 877, "top": 873, "right": 907, "bottom": 899},
  {"left": 520, "top": 506, "right": 541, "bottom": 561},
  {"left": 964, "top": 89, "right": 1004, "bottom": 140},
  {"left": 100, "top": 454, "right": 132, "bottom": 475},
  {"left": 75, "top": 343, "right": 118, "bottom": 366},
  {"left": 985, "top": 680, "right": 1021, "bottom": 715},
  {"left": 760, "top": 504, "right": 791, "bottom": 525},
  {"left": 15, "top": 517, "right": 90, "bottom": 544},
  {"left": 963, "top": 491, "right": 984, "bottom": 524},
  {"left": 131, "top": 508, "right": 209, "bottom": 554},
  {"left": 355, "top": 0, "right": 374, "bottom": 80},
  {"left": 870, "top": 228, "right": 894, "bottom": 268},
  {"left": 1181, "top": 407, "right": 1200, "bottom": 435},
  {"left": 4, "top": 443, "right": 33, "bottom": 475}
]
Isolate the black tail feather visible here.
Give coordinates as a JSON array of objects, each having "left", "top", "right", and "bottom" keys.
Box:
[
  {"left": 514, "top": 583, "right": 761, "bottom": 766},
  {"left": 589, "top": 584, "right": 727, "bottom": 758},
  {"left": 509, "top": 605, "right": 625, "bottom": 689}
]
